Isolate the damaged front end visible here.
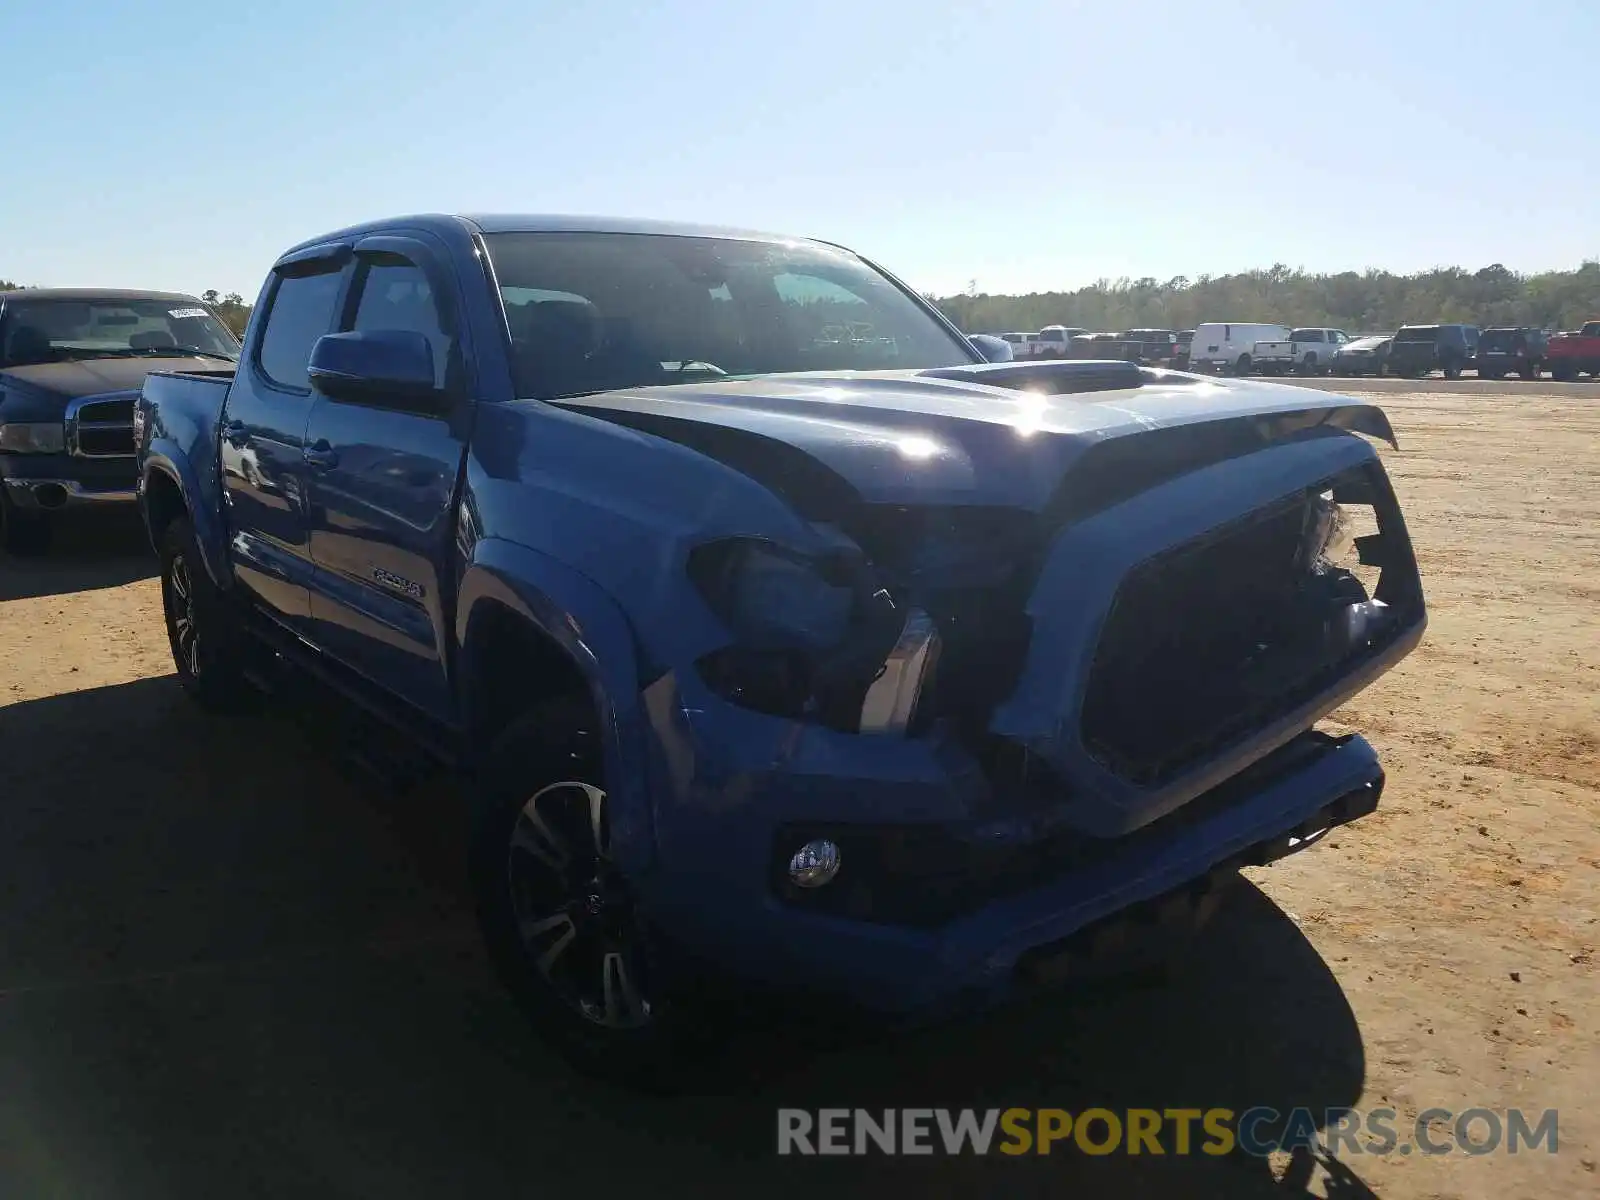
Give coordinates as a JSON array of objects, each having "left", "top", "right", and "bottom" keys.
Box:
[
  {"left": 609, "top": 371, "right": 1424, "bottom": 1008},
  {"left": 677, "top": 428, "right": 1422, "bottom": 842},
  {"left": 685, "top": 504, "right": 1040, "bottom": 741}
]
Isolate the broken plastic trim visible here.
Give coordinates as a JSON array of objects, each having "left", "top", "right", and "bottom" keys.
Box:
[{"left": 858, "top": 609, "right": 941, "bottom": 735}]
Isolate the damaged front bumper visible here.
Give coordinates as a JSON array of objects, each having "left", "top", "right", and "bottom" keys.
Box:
[{"left": 638, "top": 675, "right": 1386, "bottom": 1015}]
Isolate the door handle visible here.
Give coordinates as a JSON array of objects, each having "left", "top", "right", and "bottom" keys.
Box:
[{"left": 303, "top": 440, "right": 339, "bottom": 470}]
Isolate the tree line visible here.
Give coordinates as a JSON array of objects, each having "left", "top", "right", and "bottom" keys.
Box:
[
  {"left": 11, "top": 260, "right": 1600, "bottom": 339},
  {"left": 931, "top": 261, "right": 1600, "bottom": 337}
]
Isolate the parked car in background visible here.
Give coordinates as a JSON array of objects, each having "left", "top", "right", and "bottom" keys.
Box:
[
  {"left": 996, "top": 332, "right": 1034, "bottom": 352},
  {"left": 1118, "top": 329, "right": 1182, "bottom": 367},
  {"left": 1386, "top": 324, "right": 1479, "bottom": 379},
  {"left": 1546, "top": 319, "right": 1600, "bottom": 380},
  {"left": 1332, "top": 334, "right": 1393, "bottom": 377},
  {"left": 1065, "top": 329, "right": 1180, "bottom": 367},
  {"left": 0, "top": 288, "right": 240, "bottom": 554},
  {"left": 1174, "top": 330, "right": 1194, "bottom": 370},
  {"left": 1474, "top": 327, "right": 1547, "bottom": 380},
  {"left": 1018, "top": 325, "right": 1088, "bottom": 359},
  {"left": 1065, "top": 332, "right": 1120, "bottom": 358},
  {"left": 1252, "top": 328, "right": 1352, "bottom": 376},
  {"left": 134, "top": 211, "right": 1424, "bottom": 1083},
  {"left": 1188, "top": 322, "right": 1292, "bottom": 374}
]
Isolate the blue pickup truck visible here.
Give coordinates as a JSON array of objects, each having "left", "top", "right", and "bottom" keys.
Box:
[{"left": 135, "top": 213, "right": 1426, "bottom": 1082}]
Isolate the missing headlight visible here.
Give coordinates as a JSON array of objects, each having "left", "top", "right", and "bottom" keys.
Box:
[
  {"left": 688, "top": 538, "right": 856, "bottom": 650},
  {"left": 688, "top": 537, "right": 904, "bottom": 728}
]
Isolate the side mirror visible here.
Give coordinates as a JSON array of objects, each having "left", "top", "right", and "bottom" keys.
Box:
[
  {"left": 968, "top": 333, "right": 1014, "bottom": 363},
  {"left": 308, "top": 330, "right": 442, "bottom": 407}
]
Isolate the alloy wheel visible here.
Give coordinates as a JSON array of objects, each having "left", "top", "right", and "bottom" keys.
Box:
[
  {"left": 507, "top": 780, "right": 653, "bottom": 1030},
  {"left": 167, "top": 553, "right": 200, "bottom": 678}
]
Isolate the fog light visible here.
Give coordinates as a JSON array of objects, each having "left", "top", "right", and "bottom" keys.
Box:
[{"left": 787, "top": 839, "right": 841, "bottom": 888}]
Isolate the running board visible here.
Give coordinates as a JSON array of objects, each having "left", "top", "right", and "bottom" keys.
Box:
[{"left": 238, "top": 615, "right": 464, "bottom": 773}]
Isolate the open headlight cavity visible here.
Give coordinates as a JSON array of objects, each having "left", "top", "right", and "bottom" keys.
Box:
[{"left": 689, "top": 537, "right": 907, "bottom": 727}]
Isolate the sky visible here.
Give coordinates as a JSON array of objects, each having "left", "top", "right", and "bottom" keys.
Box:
[{"left": 3, "top": 0, "right": 1597, "bottom": 300}]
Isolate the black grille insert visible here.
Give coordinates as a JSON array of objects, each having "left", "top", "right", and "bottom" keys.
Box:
[
  {"left": 71, "top": 398, "right": 135, "bottom": 458},
  {"left": 1080, "top": 463, "right": 1420, "bottom": 786}
]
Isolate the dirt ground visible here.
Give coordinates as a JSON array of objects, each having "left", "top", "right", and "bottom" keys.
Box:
[{"left": 0, "top": 384, "right": 1595, "bottom": 1199}]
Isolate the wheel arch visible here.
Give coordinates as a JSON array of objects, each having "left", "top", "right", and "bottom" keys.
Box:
[
  {"left": 456, "top": 540, "right": 657, "bottom": 873},
  {"left": 140, "top": 447, "right": 230, "bottom": 588}
]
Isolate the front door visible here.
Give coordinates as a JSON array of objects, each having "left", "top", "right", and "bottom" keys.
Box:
[
  {"left": 301, "top": 237, "right": 472, "bottom": 725},
  {"left": 220, "top": 251, "right": 349, "bottom": 627}
]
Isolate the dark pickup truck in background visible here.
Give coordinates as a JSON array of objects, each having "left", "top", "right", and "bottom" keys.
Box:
[
  {"left": 1066, "top": 328, "right": 1181, "bottom": 368},
  {"left": 1474, "top": 327, "right": 1547, "bottom": 380},
  {"left": 1546, "top": 319, "right": 1600, "bottom": 380},
  {"left": 135, "top": 213, "right": 1426, "bottom": 1083},
  {"left": 1386, "top": 323, "right": 1479, "bottom": 379},
  {"left": 0, "top": 289, "right": 239, "bottom": 553}
]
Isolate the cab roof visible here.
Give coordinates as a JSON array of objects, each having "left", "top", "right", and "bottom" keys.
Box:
[
  {"left": 279, "top": 213, "right": 833, "bottom": 258},
  {"left": 0, "top": 287, "right": 204, "bottom": 303}
]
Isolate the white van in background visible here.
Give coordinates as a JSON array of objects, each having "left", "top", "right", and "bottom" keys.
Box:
[{"left": 1189, "top": 322, "right": 1292, "bottom": 374}]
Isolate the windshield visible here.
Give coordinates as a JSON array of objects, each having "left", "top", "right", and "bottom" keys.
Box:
[
  {"left": 1394, "top": 326, "right": 1438, "bottom": 342},
  {"left": 0, "top": 297, "right": 239, "bottom": 367},
  {"left": 481, "top": 231, "right": 974, "bottom": 400}
]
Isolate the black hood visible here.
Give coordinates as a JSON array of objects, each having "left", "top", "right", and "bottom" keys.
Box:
[
  {"left": 1, "top": 356, "right": 231, "bottom": 401},
  {"left": 549, "top": 362, "right": 1396, "bottom": 516}
]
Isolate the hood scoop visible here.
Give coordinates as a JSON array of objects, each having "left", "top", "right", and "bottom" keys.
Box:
[{"left": 919, "top": 358, "right": 1151, "bottom": 396}]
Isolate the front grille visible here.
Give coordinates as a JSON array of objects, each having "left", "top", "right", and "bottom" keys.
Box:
[
  {"left": 68, "top": 396, "right": 136, "bottom": 458},
  {"left": 1080, "top": 463, "right": 1419, "bottom": 786}
]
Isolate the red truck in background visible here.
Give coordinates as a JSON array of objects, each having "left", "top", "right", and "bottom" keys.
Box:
[{"left": 1546, "top": 320, "right": 1600, "bottom": 380}]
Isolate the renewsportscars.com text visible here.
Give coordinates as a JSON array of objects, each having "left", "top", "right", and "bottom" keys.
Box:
[{"left": 776, "top": 1106, "right": 1559, "bottom": 1158}]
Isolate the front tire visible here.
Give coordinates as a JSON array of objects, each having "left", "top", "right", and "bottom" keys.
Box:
[
  {"left": 1234, "top": 354, "right": 1252, "bottom": 376},
  {"left": 159, "top": 516, "right": 257, "bottom": 712},
  {"left": 471, "top": 701, "right": 712, "bottom": 1088}
]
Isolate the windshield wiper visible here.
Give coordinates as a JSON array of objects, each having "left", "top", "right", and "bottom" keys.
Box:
[{"left": 108, "top": 346, "right": 239, "bottom": 361}]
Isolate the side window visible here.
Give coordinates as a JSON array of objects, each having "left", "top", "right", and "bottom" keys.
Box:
[
  {"left": 348, "top": 257, "right": 451, "bottom": 388},
  {"left": 1224, "top": 325, "right": 1231, "bottom": 340},
  {"left": 257, "top": 268, "right": 344, "bottom": 391}
]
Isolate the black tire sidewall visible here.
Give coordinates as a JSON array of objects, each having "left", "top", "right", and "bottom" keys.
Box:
[
  {"left": 158, "top": 517, "right": 252, "bottom": 710},
  {"left": 470, "top": 703, "right": 704, "bottom": 1085}
]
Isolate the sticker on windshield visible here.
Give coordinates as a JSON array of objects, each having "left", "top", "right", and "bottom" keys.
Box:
[{"left": 168, "top": 307, "right": 208, "bottom": 319}]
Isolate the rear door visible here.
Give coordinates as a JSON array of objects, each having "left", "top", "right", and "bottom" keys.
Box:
[
  {"left": 220, "top": 246, "right": 351, "bottom": 627},
  {"left": 301, "top": 234, "right": 474, "bottom": 724}
]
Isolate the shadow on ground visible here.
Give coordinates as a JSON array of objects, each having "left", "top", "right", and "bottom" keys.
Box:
[
  {"left": 0, "top": 676, "right": 1374, "bottom": 1199},
  {"left": 0, "top": 511, "right": 154, "bottom": 601}
]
